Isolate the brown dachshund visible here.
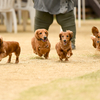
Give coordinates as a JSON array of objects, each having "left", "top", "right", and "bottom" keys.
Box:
[
  {"left": 0, "top": 36, "right": 21, "bottom": 63},
  {"left": 91, "top": 26, "right": 100, "bottom": 51},
  {"left": 55, "top": 30, "right": 73, "bottom": 61},
  {"left": 31, "top": 29, "right": 51, "bottom": 59}
]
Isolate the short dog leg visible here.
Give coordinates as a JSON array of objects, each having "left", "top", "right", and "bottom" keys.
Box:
[
  {"left": 15, "top": 46, "right": 20, "bottom": 64},
  {"left": 65, "top": 57, "right": 68, "bottom": 61},
  {"left": 59, "top": 57, "right": 63, "bottom": 61},
  {"left": 58, "top": 51, "right": 64, "bottom": 61},
  {"left": 7, "top": 54, "right": 12, "bottom": 63},
  {"left": 44, "top": 51, "right": 50, "bottom": 59},
  {"left": 15, "top": 56, "right": 19, "bottom": 64},
  {"left": 67, "top": 50, "right": 73, "bottom": 58}
]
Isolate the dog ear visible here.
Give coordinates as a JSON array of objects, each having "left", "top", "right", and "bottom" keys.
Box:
[
  {"left": 0, "top": 36, "right": 3, "bottom": 46},
  {"left": 35, "top": 29, "right": 40, "bottom": 39},
  {"left": 45, "top": 29, "right": 48, "bottom": 37},
  {"left": 69, "top": 31, "right": 73, "bottom": 40},
  {"left": 92, "top": 26, "right": 99, "bottom": 37},
  {"left": 59, "top": 32, "right": 62, "bottom": 40}
]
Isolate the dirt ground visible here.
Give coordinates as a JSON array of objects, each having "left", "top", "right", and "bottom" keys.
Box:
[{"left": 0, "top": 20, "right": 100, "bottom": 100}]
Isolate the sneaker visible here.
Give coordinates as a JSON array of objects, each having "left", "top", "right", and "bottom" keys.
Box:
[{"left": 71, "top": 43, "right": 76, "bottom": 50}]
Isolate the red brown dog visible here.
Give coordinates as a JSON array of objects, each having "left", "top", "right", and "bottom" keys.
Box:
[
  {"left": 55, "top": 30, "right": 73, "bottom": 61},
  {"left": 0, "top": 36, "right": 21, "bottom": 63},
  {"left": 91, "top": 26, "right": 100, "bottom": 51},
  {"left": 31, "top": 29, "right": 51, "bottom": 59}
]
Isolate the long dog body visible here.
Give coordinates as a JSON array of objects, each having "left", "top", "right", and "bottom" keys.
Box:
[{"left": 0, "top": 36, "right": 21, "bottom": 63}]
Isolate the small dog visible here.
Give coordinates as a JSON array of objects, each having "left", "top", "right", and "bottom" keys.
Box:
[
  {"left": 31, "top": 29, "right": 51, "bottom": 59},
  {"left": 0, "top": 36, "right": 21, "bottom": 63},
  {"left": 55, "top": 30, "right": 73, "bottom": 61},
  {"left": 91, "top": 26, "right": 100, "bottom": 51}
]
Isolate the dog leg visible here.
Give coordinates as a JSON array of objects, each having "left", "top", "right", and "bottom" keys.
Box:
[
  {"left": 15, "top": 46, "right": 21, "bottom": 63},
  {"left": 7, "top": 54, "right": 12, "bottom": 63},
  {"left": 58, "top": 52, "right": 64, "bottom": 61},
  {"left": 67, "top": 50, "right": 73, "bottom": 58},
  {"left": 59, "top": 57, "right": 63, "bottom": 61},
  {"left": 44, "top": 52, "right": 49, "bottom": 59},
  {"left": 15, "top": 56, "right": 19, "bottom": 64},
  {"left": 65, "top": 57, "right": 68, "bottom": 61}
]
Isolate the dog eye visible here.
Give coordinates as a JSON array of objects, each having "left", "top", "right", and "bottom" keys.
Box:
[
  {"left": 62, "top": 36, "right": 64, "bottom": 37},
  {"left": 40, "top": 33, "right": 42, "bottom": 34},
  {"left": 98, "top": 36, "right": 100, "bottom": 38},
  {"left": 45, "top": 32, "right": 47, "bottom": 34},
  {"left": 66, "top": 35, "right": 69, "bottom": 37}
]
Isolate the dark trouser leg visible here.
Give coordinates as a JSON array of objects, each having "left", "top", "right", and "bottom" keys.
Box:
[
  {"left": 34, "top": 10, "right": 54, "bottom": 31},
  {"left": 56, "top": 10, "right": 76, "bottom": 47}
]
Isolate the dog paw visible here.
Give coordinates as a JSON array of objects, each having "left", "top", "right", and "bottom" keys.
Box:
[{"left": 65, "top": 58, "right": 69, "bottom": 61}]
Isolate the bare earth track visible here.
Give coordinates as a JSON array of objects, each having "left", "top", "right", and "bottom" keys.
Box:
[{"left": 0, "top": 20, "right": 100, "bottom": 100}]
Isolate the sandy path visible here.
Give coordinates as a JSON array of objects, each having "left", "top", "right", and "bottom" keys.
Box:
[{"left": 0, "top": 20, "right": 100, "bottom": 100}]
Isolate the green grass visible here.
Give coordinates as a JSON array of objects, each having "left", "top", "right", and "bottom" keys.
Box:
[{"left": 16, "top": 70, "right": 100, "bottom": 100}]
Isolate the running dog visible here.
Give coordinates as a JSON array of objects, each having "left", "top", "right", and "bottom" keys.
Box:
[
  {"left": 91, "top": 26, "right": 100, "bottom": 51},
  {"left": 0, "top": 36, "right": 21, "bottom": 63},
  {"left": 31, "top": 29, "right": 51, "bottom": 59},
  {"left": 55, "top": 30, "right": 73, "bottom": 61}
]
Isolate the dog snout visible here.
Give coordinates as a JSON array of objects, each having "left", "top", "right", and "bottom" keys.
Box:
[
  {"left": 63, "top": 40, "right": 66, "bottom": 42},
  {"left": 44, "top": 36, "right": 47, "bottom": 40}
]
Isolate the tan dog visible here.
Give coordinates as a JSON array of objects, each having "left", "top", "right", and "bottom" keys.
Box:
[
  {"left": 0, "top": 36, "right": 21, "bottom": 63},
  {"left": 55, "top": 30, "right": 73, "bottom": 61},
  {"left": 31, "top": 29, "right": 51, "bottom": 59},
  {"left": 91, "top": 26, "right": 100, "bottom": 51}
]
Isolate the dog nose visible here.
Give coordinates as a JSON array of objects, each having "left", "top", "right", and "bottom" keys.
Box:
[
  {"left": 64, "top": 40, "right": 66, "bottom": 42},
  {"left": 44, "top": 36, "right": 47, "bottom": 40}
]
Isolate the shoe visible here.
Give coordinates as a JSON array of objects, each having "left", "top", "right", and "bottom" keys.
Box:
[{"left": 71, "top": 43, "right": 76, "bottom": 50}]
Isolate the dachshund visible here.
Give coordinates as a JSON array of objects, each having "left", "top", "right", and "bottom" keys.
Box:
[
  {"left": 31, "top": 29, "right": 51, "bottom": 59},
  {"left": 91, "top": 26, "right": 100, "bottom": 51},
  {"left": 0, "top": 36, "right": 21, "bottom": 63},
  {"left": 55, "top": 30, "right": 73, "bottom": 61}
]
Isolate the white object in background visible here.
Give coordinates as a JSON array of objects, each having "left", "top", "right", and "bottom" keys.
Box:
[
  {"left": 15, "top": 0, "right": 35, "bottom": 31},
  {"left": 78, "top": 0, "right": 81, "bottom": 27},
  {"left": 0, "top": 0, "right": 17, "bottom": 33}
]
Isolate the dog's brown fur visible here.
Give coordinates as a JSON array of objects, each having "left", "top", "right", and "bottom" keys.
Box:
[
  {"left": 0, "top": 36, "right": 21, "bottom": 63},
  {"left": 31, "top": 29, "right": 51, "bottom": 59},
  {"left": 91, "top": 26, "right": 100, "bottom": 51},
  {"left": 55, "top": 30, "right": 73, "bottom": 61}
]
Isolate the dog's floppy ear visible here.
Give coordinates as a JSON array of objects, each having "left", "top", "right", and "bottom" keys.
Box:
[
  {"left": 35, "top": 29, "right": 40, "bottom": 39},
  {"left": 68, "top": 31, "right": 73, "bottom": 40},
  {"left": 59, "top": 32, "right": 62, "bottom": 40},
  {"left": 92, "top": 26, "right": 99, "bottom": 37},
  {"left": 44, "top": 29, "right": 48, "bottom": 37},
  {"left": 0, "top": 36, "right": 3, "bottom": 46}
]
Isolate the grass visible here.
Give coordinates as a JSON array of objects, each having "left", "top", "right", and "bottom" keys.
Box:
[{"left": 16, "top": 70, "right": 100, "bottom": 100}]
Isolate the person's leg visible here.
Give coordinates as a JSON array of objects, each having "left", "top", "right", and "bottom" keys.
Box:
[
  {"left": 34, "top": 10, "right": 53, "bottom": 31},
  {"left": 56, "top": 10, "right": 76, "bottom": 49}
]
